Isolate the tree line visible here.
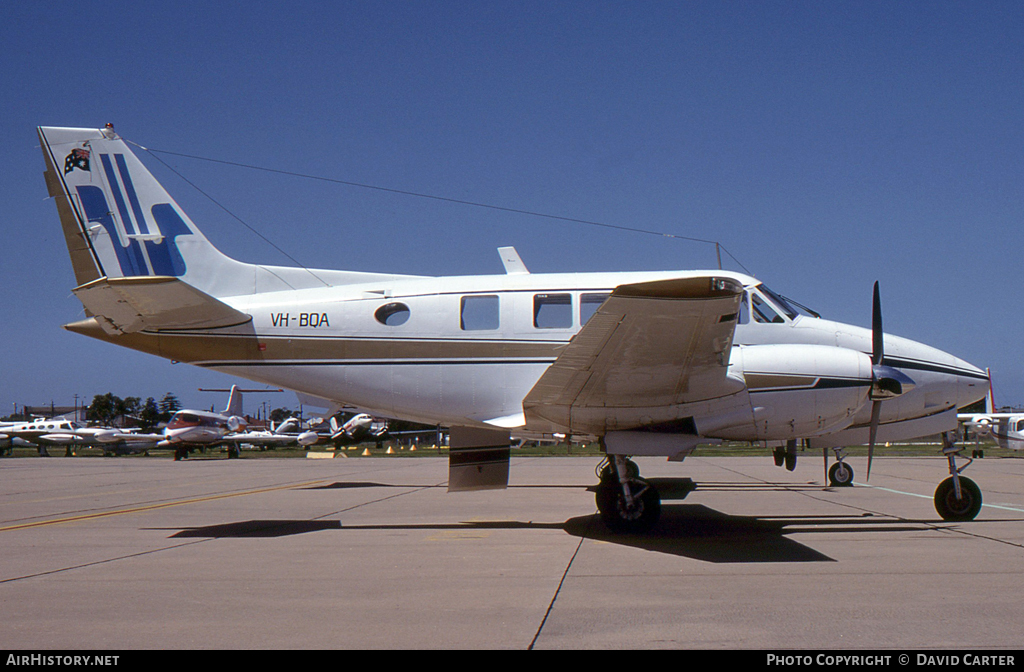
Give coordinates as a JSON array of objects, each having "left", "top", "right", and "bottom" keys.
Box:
[{"left": 85, "top": 392, "right": 183, "bottom": 432}]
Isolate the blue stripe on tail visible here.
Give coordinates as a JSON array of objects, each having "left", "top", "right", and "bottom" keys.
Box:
[{"left": 75, "top": 186, "right": 189, "bottom": 278}]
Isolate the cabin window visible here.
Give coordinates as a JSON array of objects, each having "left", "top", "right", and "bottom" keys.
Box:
[
  {"left": 1016, "top": 419, "right": 1024, "bottom": 433},
  {"left": 461, "top": 295, "right": 500, "bottom": 331},
  {"left": 580, "top": 293, "right": 610, "bottom": 325},
  {"left": 534, "top": 293, "right": 572, "bottom": 329},
  {"left": 374, "top": 302, "right": 410, "bottom": 326}
]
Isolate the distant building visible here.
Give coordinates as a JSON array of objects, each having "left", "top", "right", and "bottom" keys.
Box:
[{"left": 21, "top": 405, "right": 79, "bottom": 419}]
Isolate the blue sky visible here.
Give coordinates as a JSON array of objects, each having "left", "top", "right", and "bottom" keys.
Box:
[{"left": 2, "top": 1, "right": 1023, "bottom": 417}]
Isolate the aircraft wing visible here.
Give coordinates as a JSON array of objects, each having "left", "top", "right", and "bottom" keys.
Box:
[
  {"left": 221, "top": 431, "right": 299, "bottom": 446},
  {"left": 523, "top": 275, "right": 745, "bottom": 433},
  {"left": 72, "top": 276, "right": 251, "bottom": 335}
]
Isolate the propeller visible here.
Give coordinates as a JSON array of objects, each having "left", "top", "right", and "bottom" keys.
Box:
[
  {"left": 865, "top": 281, "right": 915, "bottom": 480},
  {"left": 867, "top": 282, "right": 883, "bottom": 480}
]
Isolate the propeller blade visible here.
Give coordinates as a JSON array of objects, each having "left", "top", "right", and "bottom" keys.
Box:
[
  {"left": 872, "top": 281, "right": 883, "bottom": 366},
  {"left": 823, "top": 447, "right": 829, "bottom": 484},
  {"left": 867, "top": 399, "right": 882, "bottom": 481}
]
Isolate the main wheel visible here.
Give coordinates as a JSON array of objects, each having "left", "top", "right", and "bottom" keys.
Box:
[
  {"left": 596, "top": 479, "right": 661, "bottom": 534},
  {"left": 934, "top": 476, "right": 982, "bottom": 522},
  {"left": 828, "top": 461, "right": 854, "bottom": 487}
]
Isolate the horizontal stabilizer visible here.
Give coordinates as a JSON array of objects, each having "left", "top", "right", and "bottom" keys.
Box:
[{"left": 72, "top": 276, "right": 251, "bottom": 335}]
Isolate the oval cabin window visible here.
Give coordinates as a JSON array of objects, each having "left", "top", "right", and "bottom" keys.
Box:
[{"left": 375, "top": 302, "right": 410, "bottom": 326}]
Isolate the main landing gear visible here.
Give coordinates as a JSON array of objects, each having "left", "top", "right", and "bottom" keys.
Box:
[
  {"left": 772, "top": 439, "right": 798, "bottom": 471},
  {"left": 934, "top": 432, "right": 983, "bottom": 522},
  {"left": 595, "top": 455, "right": 661, "bottom": 533}
]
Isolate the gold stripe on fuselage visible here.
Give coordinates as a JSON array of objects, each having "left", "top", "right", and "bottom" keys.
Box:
[{"left": 64, "top": 317, "right": 563, "bottom": 365}]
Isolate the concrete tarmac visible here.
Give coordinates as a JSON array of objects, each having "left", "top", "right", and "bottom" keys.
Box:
[{"left": 1, "top": 453, "right": 1023, "bottom": 650}]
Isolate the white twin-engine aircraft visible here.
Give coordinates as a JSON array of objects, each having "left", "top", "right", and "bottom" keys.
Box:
[
  {"left": 958, "top": 372, "right": 1024, "bottom": 456},
  {"left": 38, "top": 125, "right": 990, "bottom": 532}
]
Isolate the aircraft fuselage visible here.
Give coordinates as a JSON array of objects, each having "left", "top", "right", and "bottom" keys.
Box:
[{"left": 66, "top": 269, "right": 986, "bottom": 449}]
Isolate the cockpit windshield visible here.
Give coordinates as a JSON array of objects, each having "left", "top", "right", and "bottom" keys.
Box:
[
  {"left": 758, "top": 285, "right": 799, "bottom": 321},
  {"left": 743, "top": 285, "right": 819, "bottom": 324}
]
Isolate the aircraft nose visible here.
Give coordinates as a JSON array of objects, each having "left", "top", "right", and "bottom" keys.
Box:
[
  {"left": 950, "top": 354, "right": 988, "bottom": 409},
  {"left": 884, "top": 334, "right": 987, "bottom": 409}
]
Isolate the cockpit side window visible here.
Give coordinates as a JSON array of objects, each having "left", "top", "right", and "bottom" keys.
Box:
[{"left": 751, "top": 292, "right": 785, "bottom": 324}]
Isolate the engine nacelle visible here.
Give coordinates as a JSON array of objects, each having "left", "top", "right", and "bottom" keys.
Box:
[
  {"left": 730, "top": 344, "right": 872, "bottom": 441},
  {"left": 970, "top": 418, "right": 992, "bottom": 438},
  {"left": 297, "top": 431, "right": 320, "bottom": 446},
  {"left": 227, "top": 416, "right": 246, "bottom": 433},
  {"left": 93, "top": 429, "right": 120, "bottom": 443}
]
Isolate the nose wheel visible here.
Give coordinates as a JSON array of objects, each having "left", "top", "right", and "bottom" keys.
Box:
[
  {"left": 934, "top": 433, "right": 983, "bottom": 521},
  {"left": 823, "top": 447, "right": 855, "bottom": 487},
  {"left": 828, "top": 460, "right": 855, "bottom": 487}
]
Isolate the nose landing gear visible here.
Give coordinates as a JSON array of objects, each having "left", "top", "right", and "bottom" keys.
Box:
[
  {"left": 934, "top": 432, "right": 983, "bottom": 522},
  {"left": 828, "top": 458, "right": 855, "bottom": 487}
]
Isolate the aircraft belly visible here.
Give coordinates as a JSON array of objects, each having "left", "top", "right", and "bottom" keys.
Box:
[{"left": 209, "top": 361, "right": 547, "bottom": 429}]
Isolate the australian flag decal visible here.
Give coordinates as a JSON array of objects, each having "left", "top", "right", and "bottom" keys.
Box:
[{"left": 64, "top": 148, "right": 90, "bottom": 175}]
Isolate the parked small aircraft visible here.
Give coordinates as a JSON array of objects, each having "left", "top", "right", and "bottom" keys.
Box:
[
  {"left": 161, "top": 385, "right": 304, "bottom": 458},
  {"left": 0, "top": 417, "right": 162, "bottom": 455},
  {"left": 38, "top": 124, "right": 990, "bottom": 531},
  {"left": 958, "top": 370, "right": 1024, "bottom": 456}
]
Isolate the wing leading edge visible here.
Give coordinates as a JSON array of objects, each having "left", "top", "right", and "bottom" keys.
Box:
[{"left": 523, "top": 275, "right": 745, "bottom": 434}]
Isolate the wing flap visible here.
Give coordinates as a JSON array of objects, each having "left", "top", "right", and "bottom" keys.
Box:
[
  {"left": 523, "top": 275, "right": 745, "bottom": 432},
  {"left": 72, "top": 276, "right": 251, "bottom": 335}
]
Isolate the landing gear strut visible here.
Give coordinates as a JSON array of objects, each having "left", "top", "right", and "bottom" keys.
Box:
[
  {"left": 934, "top": 432, "right": 982, "bottom": 521},
  {"left": 595, "top": 455, "right": 661, "bottom": 533}
]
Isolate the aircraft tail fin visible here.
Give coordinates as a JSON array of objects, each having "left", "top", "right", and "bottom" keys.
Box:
[
  {"left": 39, "top": 124, "right": 427, "bottom": 302},
  {"left": 223, "top": 385, "right": 244, "bottom": 417},
  {"left": 38, "top": 125, "right": 255, "bottom": 297},
  {"left": 985, "top": 368, "right": 995, "bottom": 414}
]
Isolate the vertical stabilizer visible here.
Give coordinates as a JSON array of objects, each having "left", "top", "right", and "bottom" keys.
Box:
[
  {"left": 38, "top": 125, "right": 251, "bottom": 296},
  {"left": 222, "top": 385, "right": 244, "bottom": 417},
  {"left": 40, "top": 124, "right": 429, "bottom": 304},
  {"left": 986, "top": 368, "right": 995, "bottom": 414}
]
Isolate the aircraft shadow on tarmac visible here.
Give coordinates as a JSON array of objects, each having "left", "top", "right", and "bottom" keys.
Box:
[
  {"left": 159, "top": 476, "right": 954, "bottom": 563},
  {"left": 307, "top": 481, "right": 589, "bottom": 491}
]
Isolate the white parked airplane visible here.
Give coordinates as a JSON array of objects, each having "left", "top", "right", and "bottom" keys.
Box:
[
  {"left": 0, "top": 417, "right": 162, "bottom": 455},
  {"left": 957, "top": 370, "right": 1024, "bottom": 455},
  {"left": 38, "top": 124, "right": 990, "bottom": 531}
]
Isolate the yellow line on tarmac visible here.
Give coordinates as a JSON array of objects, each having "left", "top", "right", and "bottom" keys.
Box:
[{"left": 0, "top": 479, "right": 328, "bottom": 533}]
